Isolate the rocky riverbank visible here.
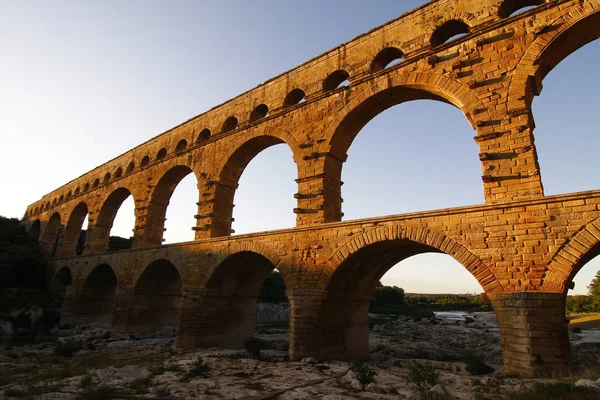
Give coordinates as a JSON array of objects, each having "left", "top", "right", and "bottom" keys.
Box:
[{"left": 1, "top": 310, "right": 600, "bottom": 399}]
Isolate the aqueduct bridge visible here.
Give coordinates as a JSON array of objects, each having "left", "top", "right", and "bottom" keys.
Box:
[{"left": 22, "top": 0, "right": 600, "bottom": 377}]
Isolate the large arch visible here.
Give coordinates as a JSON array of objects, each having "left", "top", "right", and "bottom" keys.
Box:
[
  {"left": 141, "top": 165, "right": 197, "bottom": 247},
  {"left": 57, "top": 202, "right": 89, "bottom": 258},
  {"left": 40, "top": 212, "right": 62, "bottom": 256},
  {"left": 74, "top": 264, "right": 118, "bottom": 325},
  {"left": 191, "top": 250, "right": 285, "bottom": 348},
  {"left": 327, "top": 72, "right": 482, "bottom": 162},
  {"left": 508, "top": 6, "right": 600, "bottom": 109},
  {"left": 87, "top": 188, "right": 134, "bottom": 254},
  {"left": 211, "top": 130, "right": 301, "bottom": 237},
  {"left": 322, "top": 72, "right": 485, "bottom": 223},
  {"left": 314, "top": 225, "right": 497, "bottom": 359},
  {"left": 28, "top": 219, "right": 41, "bottom": 241},
  {"left": 125, "top": 259, "right": 182, "bottom": 333}
]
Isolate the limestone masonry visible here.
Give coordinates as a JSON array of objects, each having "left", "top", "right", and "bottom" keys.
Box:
[{"left": 21, "top": 0, "right": 600, "bottom": 377}]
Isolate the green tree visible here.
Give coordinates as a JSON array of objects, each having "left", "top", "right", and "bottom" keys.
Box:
[
  {"left": 0, "top": 216, "right": 47, "bottom": 290},
  {"left": 588, "top": 270, "right": 600, "bottom": 311}
]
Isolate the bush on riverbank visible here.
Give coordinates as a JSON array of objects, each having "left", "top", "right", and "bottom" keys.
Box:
[{"left": 0, "top": 216, "right": 47, "bottom": 294}]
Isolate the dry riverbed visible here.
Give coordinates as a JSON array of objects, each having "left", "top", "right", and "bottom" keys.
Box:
[{"left": 1, "top": 312, "right": 600, "bottom": 399}]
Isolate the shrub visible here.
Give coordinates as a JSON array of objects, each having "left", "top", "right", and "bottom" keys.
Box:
[
  {"left": 349, "top": 359, "right": 377, "bottom": 386},
  {"left": 180, "top": 358, "right": 209, "bottom": 382},
  {"left": 466, "top": 356, "right": 494, "bottom": 376},
  {"left": 79, "top": 374, "right": 93, "bottom": 389},
  {"left": 407, "top": 364, "right": 438, "bottom": 392},
  {"left": 54, "top": 339, "right": 82, "bottom": 357}
]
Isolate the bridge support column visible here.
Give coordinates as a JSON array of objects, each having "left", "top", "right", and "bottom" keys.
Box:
[
  {"left": 111, "top": 286, "right": 135, "bottom": 332},
  {"left": 294, "top": 153, "right": 344, "bottom": 227},
  {"left": 84, "top": 223, "right": 112, "bottom": 254},
  {"left": 489, "top": 292, "right": 570, "bottom": 377},
  {"left": 176, "top": 287, "right": 257, "bottom": 348},
  {"left": 59, "top": 285, "right": 77, "bottom": 326}
]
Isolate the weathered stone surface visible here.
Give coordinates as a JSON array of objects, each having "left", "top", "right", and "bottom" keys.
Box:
[{"left": 19, "top": 0, "right": 600, "bottom": 378}]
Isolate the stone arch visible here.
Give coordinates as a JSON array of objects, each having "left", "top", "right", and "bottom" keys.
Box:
[
  {"left": 114, "top": 167, "right": 123, "bottom": 179},
  {"left": 210, "top": 128, "right": 302, "bottom": 237},
  {"left": 75, "top": 263, "right": 118, "bottom": 325},
  {"left": 58, "top": 202, "right": 89, "bottom": 258},
  {"left": 28, "top": 219, "right": 41, "bottom": 241},
  {"left": 52, "top": 266, "right": 72, "bottom": 299},
  {"left": 140, "top": 155, "right": 150, "bottom": 168},
  {"left": 208, "top": 242, "right": 284, "bottom": 282},
  {"left": 283, "top": 88, "right": 306, "bottom": 108},
  {"left": 196, "top": 128, "right": 211, "bottom": 144},
  {"left": 197, "top": 249, "right": 287, "bottom": 348},
  {"left": 370, "top": 46, "right": 404, "bottom": 73},
  {"left": 175, "top": 139, "right": 188, "bottom": 152},
  {"left": 250, "top": 104, "right": 269, "bottom": 122},
  {"left": 126, "top": 162, "right": 135, "bottom": 174},
  {"left": 428, "top": 14, "right": 474, "bottom": 47},
  {"left": 507, "top": 4, "right": 600, "bottom": 110},
  {"left": 40, "top": 212, "right": 62, "bottom": 257},
  {"left": 88, "top": 187, "right": 135, "bottom": 254},
  {"left": 323, "top": 72, "right": 487, "bottom": 214},
  {"left": 156, "top": 148, "right": 167, "bottom": 160},
  {"left": 315, "top": 225, "right": 497, "bottom": 359},
  {"left": 141, "top": 165, "right": 198, "bottom": 246},
  {"left": 546, "top": 216, "right": 600, "bottom": 293},
  {"left": 321, "top": 225, "right": 500, "bottom": 293},
  {"left": 126, "top": 259, "right": 183, "bottom": 333},
  {"left": 323, "top": 69, "right": 350, "bottom": 91},
  {"left": 327, "top": 71, "right": 485, "bottom": 161},
  {"left": 497, "top": 0, "right": 544, "bottom": 18},
  {"left": 222, "top": 116, "right": 239, "bottom": 133}
]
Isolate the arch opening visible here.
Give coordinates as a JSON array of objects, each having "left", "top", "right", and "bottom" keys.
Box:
[
  {"left": 498, "top": 0, "right": 543, "bottom": 18},
  {"left": 89, "top": 188, "right": 134, "bottom": 253},
  {"left": 195, "top": 251, "right": 288, "bottom": 348},
  {"left": 531, "top": 20, "right": 600, "bottom": 195},
  {"left": 371, "top": 47, "right": 404, "bottom": 73},
  {"left": 28, "top": 220, "right": 41, "bottom": 241},
  {"left": 114, "top": 167, "right": 123, "bottom": 179},
  {"left": 140, "top": 155, "right": 150, "bottom": 168},
  {"left": 103, "top": 173, "right": 111, "bottom": 184},
  {"left": 222, "top": 116, "right": 239, "bottom": 133},
  {"left": 250, "top": 104, "right": 269, "bottom": 122},
  {"left": 319, "top": 239, "right": 489, "bottom": 361},
  {"left": 156, "top": 148, "right": 167, "bottom": 160},
  {"left": 332, "top": 87, "right": 481, "bottom": 219},
  {"left": 175, "top": 139, "right": 188, "bottom": 152},
  {"left": 127, "top": 259, "right": 182, "bottom": 334},
  {"left": 126, "top": 162, "right": 135, "bottom": 174},
  {"left": 430, "top": 20, "right": 470, "bottom": 47},
  {"left": 145, "top": 165, "right": 197, "bottom": 246},
  {"left": 213, "top": 136, "right": 297, "bottom": 237},
  {"left": 93, "top": 179, "right": 100, "bottom": 188},
  {"left": 75, "top": 264, "right": 117, "bottom": 325},
  {"left": 58, "top": 202, "right": 89, "bottom": 257},
  {"left": 83, "top": 183, "right": 90, "bottom": 192},
  {"left": 197, "top": 128, "right": 211, "bottom": 144},
  {"left": 283, "top": 88, "right": 305, "bottom": 108},
  {"left": 323, "top": 70, "right": 350, "bottom": 91},
  {"left": 40, "top": 213, "right": 61, "bottom": 257}
]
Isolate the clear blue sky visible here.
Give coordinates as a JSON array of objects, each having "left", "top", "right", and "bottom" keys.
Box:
[{"left": 1, "top": 0, "right": 598, "bottom": 294}]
